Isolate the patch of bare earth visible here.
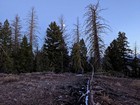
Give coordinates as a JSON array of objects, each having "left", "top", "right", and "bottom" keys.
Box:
[
  {"left": 92, "top": 75, "right": 140, "bottom": 105},
  {"left": 0, "top": 72, "right": 89, "bottom": 105}
]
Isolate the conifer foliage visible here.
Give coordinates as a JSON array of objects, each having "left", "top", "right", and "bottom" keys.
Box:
[
  {"left": 103, "top": 32, "right": 132, "bottom": 76},
  {"left": 43, "top": 22, "right": 69, "bottom": 72},
  {"left": 0, "top": 4, "right": 140, "bottom": 78},
  {"left": 0, "top": 20, "right": 13, "bottom": 73},
  {"left": 71, "top": 39, "right": 88, "bottom": 73}
]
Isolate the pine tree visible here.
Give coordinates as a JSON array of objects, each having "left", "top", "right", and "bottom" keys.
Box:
[
  {"left": 71, "top": 39, "right": 88, "bottom": 73},
  {"left": 33, "top": 47, "right": 40, "bottom": 72},
  {"left": 131, "top": 43, "right": 139, "bottom": 77},
  {"left": 117, "top": 32, "right": 132, "bottom": 75},
  {"left": 43, "top": 22, "right": 68, "bottom": 72},
  {"left": 80, "top": 39, "right": 88, "bottom": 72},
  {"left": 39, "top": 45, "right": 49, "bottom": 72},
  {"left": 0, "top": 20, "right": 13, "bottom": 73},
  {"left": 58, "top": 15, "right": 69, "bottom": 72},
  {"left": 19, "top": 36, "right": 34, "bottom": 73},
  {"left": 1, "top": 20, "right": 12, "bottom": 52},
  {"left": 103, "top": 32, "right": 132, "bottom": 76},
  {"left": 70, "top": 18, "right": 84, "bottom": 73},
  {"left": 103, "top": 39, "right": 119, "bottom": 72},
  {"left": 71, "top": 43, "right": 80, "bottom": 73}
]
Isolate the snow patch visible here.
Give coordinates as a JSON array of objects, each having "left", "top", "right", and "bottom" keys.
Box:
[{"left": 85, "top": 80, "right": 90, "bottom": 105}]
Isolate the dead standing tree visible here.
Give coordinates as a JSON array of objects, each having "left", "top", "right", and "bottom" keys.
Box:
[
  {"left": 12, "top": 15, "right": 22, "bottom": 50},
  {"left": 27, "top": 7, "right": 38, "bottom": 51},
  {"left": 85, "top": 2, "right": 110, "bottom": 104},
  {"left": 85, "top": 2, "right": 109, "bottom": 72}
]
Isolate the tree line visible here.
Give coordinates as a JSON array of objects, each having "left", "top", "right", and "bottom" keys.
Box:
[
  {"left": 103, "top": 32, "right": 140, "bottom": 78},
  {"left": 0, "top": 2, "right": 140, "bottom": 78}
]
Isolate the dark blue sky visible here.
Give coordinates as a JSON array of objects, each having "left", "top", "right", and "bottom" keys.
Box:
[{"left": 0, "top": 0, "right": 140, "bottom": 51}]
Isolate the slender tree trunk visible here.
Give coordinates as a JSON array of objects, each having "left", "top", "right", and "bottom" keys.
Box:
[
  {"left": 12, "top": 15, "right": 21, "bottom": 51},
  {"left": 27, "top": 7, "right": 38, "bottom": 51},
  {"left": 30, "top": 9, "right": 34, "bottom": 48},
  {"left": 93, "top": 11, "right": 100, "bottom": 71},
  {"left": 61, "top": 51, "right": 64, "bottom": 72}
]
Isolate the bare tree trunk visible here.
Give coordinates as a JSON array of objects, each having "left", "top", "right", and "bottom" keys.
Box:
[
  {"left": 92, "top": 10, "right": 101, "bottom": 71},
  {"left": 27, "top": 7, "right": 38, "bottom": 51},
  {"left": 85, "top": 1, "right": 109, "bottom": 72},
  {"left": 12, "top": 14, "right": 21, "bottom": 50},
  {"left": 30, "top": 9, "right": 34, "bottom": 48},
  {"left": 61, "top": 51, "right": 64, "bottom": 72},
  {"left": 85, "top": 2, "right": 110, "bottom": 102}
]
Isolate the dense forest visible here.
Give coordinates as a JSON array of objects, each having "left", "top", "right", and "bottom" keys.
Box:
[{"left": 0, "top": 2, "right": 140, "bottom": 78}]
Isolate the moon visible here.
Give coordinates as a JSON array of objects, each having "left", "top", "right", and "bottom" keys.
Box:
[{"left": 63, "top": 24, "right": 65, "bottom": 27}]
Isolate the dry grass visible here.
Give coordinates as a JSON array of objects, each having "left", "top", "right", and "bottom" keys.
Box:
[
  {"left": 115, "top": 82, "right": 122, "bottom": 87},
  {"left": 1, "top": 75, "right": 19, "bottom": 84},
  {"left": 130, "top": 80, "right": 140, "bottom": 88},
  {"left": 101, "top": 95, "right": 113, "bottom": 104}
]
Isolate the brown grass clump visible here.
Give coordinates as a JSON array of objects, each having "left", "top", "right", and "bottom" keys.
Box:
[
  {"left": 101, "top": 95, "right": 114, "bottom": 104},
  {"left": 1, "top": 75, "right": 19, "bottom": 84},
  {"left": 130, "top": 80, "right": 140, "bottom": 88}
]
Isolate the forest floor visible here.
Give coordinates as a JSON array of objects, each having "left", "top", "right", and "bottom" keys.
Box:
[{"left": 0, "top": 72, "right": 140, "bottom": 105}]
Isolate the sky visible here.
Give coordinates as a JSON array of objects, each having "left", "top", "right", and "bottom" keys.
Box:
[{"left": 0, "top": 0, "right": 140, "bottom": 52}]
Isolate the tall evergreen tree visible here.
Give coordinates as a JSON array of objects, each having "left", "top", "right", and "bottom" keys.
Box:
[
  {"left": 103, "top": 32, "right": 132, "bottom": 76},
  {"left": 43, "top": 22, "right": 68, "bottom": 72},
  {"left": 80, "top": 39, "right": 88, "bottom": 72},
  {"left": 0, "top": 20, "right": 13, "bottom": 73},
  {"left": 103, "top": 39, "right": 119, "bottom": 72},
  {"left": 19, "top": 36, "right": 34, "bottom": 73},
  {"left": 58, "top": 15, "right": 69, "bottom": 72},
  {"left": 1, "top": 20, "right": 12, "bottom": 51},
  {"left": 117, "top": 32, "right": 132, "bottom": 75},
  {"left": 39, "top": 45, "right": 49, "bottom": 71},
  {"left": 71, "top": 39, "right": 88, "bottom": 73},
  {"left": 130, "top": 43, "right": 139, "bottom": 77},
  {"left": 71, "top": 42, "right": 80, "bottom": 73},
  {"left": 71, "top": 18, "right": 84, "bottom": 73}
]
